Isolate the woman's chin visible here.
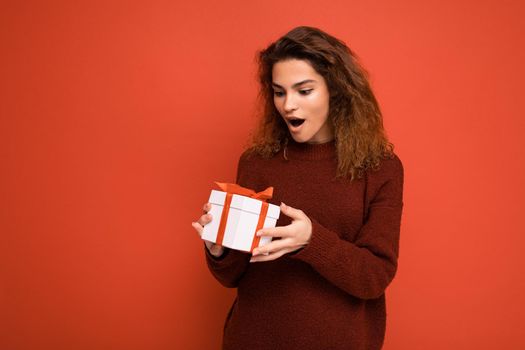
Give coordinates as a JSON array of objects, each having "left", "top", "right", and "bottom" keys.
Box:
[{"left": 289, "top": 134, "right": 309, "bottom": 143}]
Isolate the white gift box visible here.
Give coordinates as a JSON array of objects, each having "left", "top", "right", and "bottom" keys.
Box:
[{"left": 201, "top": 190, "right": 281, "bottom": 252}]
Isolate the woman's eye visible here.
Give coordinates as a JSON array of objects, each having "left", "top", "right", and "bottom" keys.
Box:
[{"left": 273, "top": 89, "right": 312, "bottom": 97}]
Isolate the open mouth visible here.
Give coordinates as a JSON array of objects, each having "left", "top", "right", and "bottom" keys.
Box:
[{"left": 288, "top": 118, "right": 305, "bottom": 127}]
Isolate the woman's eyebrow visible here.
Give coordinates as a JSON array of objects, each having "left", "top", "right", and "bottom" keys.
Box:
[{"left": 272, "top": 79, "right": 317, "bottom": 89}]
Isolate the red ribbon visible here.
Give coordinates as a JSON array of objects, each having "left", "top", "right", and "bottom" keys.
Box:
[
  {"left": 215, "top": 182, "right": 273, "bottom": 200},
  {"left": 214, "top": 182, "right": 274, "bottom": 252}
]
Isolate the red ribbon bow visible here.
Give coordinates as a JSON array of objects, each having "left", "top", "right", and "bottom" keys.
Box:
[{"left": 215, "top": 182, "right": 274, "bottom": 201}]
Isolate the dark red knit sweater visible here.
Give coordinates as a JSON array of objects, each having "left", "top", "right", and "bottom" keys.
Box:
[{"left": 205, "top": 139, "right": 404, "bottom": 350}]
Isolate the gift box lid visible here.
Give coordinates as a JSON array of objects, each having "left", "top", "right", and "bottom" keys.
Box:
[
  {"left": 266, "top": 203, "right": 280, "bottom": 220},
  {"left": 208, "top": 190, "right": 226, "bottom": 205},
  {"left": 230, "top": 194, "right": 280, "bottom": 220},
  {"left": 208, "top": 190, "right": 279, "bottom": 220}
]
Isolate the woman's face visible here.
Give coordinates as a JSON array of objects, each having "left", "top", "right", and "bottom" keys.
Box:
[{"left": 272, "top": 58, "right": 333, "bottom": 144}]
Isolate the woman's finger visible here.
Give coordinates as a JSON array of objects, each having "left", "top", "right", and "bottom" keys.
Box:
[
  {"left": 256, "top": 225, "right": 290, "bottom": 238},
  {"left": 191, "top": 221, "right": 203, "bottom": 237},
  {"left": 197, "top": 213, "right": 213, "bottom": 227},
  {"left": 203, "top": 239, "right": 213, "bottom": 249},
  {"left": 280, "top": 202, "right": 305, "bottom": 220},
  {"left": 202, "top": 202, "right": 211, "bottom": 213},
  {"left": 209, "top": 243, "right": 223, "bottom": 256},
  {"left": 250, "top": 247, "right": 291, "bottom": 262},
  {"left": 252, "top": 238, "right": 292, "bottom": 257}
]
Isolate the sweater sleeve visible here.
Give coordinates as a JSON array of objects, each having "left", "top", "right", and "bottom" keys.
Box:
[
  {"left": 203, "top": 152, "right": 252, "bottom": 288},
  {"left": 204, "top": 245, "right": 251, "bottom": 288},
  {"left": 290, "top": 156, "right": 404, "bottom": 300}
]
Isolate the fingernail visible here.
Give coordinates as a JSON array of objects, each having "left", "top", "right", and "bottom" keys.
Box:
[
  {"left": 281, "top": 202, "right": 286, "bottom": 208},
  {"left": 256, "top": 230, "right": 262, "bottom": 236}
]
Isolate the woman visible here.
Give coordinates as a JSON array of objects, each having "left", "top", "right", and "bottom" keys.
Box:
[{"left": 191, "top": 26, "right": 404, "bottom": 350}]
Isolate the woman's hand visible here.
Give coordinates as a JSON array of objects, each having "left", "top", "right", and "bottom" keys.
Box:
[
  {"left": 250, "top": 202, "right": 312, "bottom": 262},
  {"left": 191, "top": 202, "right": 225, "bottom": 258}
]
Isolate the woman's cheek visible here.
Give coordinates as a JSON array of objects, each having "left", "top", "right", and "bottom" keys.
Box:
[{"left": 273, "top": 98, "right": 282, "bottom": 113}]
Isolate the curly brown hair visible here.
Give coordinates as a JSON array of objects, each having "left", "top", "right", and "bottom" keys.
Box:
[{"left": 245, "top": 26, "right": 395, "bottom": 181}]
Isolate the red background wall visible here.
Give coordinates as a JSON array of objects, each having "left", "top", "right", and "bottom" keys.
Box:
[{"left": 1, "top": 0, "right": 524, "bottom": 349}]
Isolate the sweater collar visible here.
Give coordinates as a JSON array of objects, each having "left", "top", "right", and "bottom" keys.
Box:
[{"left": 284, "top": 138, "right": 336, "bottom": 160}]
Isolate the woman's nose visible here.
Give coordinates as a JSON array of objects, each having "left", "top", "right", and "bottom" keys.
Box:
[{"left": 283, "top": 94, "right": 297, "bottom": 112}]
